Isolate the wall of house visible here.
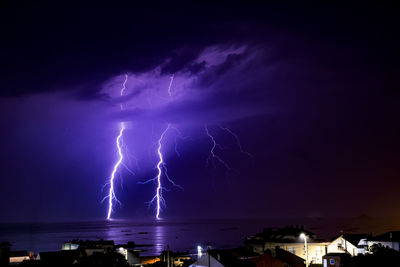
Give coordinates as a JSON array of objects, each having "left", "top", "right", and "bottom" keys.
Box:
[
  {"left": 323, "top": 256, "right": 341, "bottom": 267},
  {"left": 62, "top": 243, "right": 79, "bottom": 250},
  {"left": 173, "top": 256, "right": 191, "bottom": 267},
  {"left": 327, "top": 237, "right": 358, "bottom": 256},
  {"left": 262, "top": 243, "right": 327, "bottom": 264},
  {"left": 85, "top": 248, "right": 105, "bottom": 256},
  {"left": 9, "top": 256, "right": 29, "bottom": 264},
  {"left": 127, "top": 251, "right": 141, "bottom": 265}
]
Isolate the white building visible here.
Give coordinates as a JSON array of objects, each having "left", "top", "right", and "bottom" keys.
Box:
[
  {"left": 358, "top": 231, "right": 400, "bottom": 254},
  {"left": 327, "top": 234, "right": 371, "bottom": 256},
  {"left": 9, "top": 251, "right": 30, "bottom": 265}
]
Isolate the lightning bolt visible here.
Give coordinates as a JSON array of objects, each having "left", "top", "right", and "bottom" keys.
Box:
[
  {"left": 204, "top": 125, "right": 230, "bottom": 171},
  {"left": 218, "top": 125, "right": 253, "bottom": 158},
  {"left": 139, "top": 124, "right": 183, "bottom": 220},
  {"left": 167, "top": 74, "right": 174, "bottom": 97},
  {"left": 101, "top": 73, "right": 252, "bottom": 220},
  {"left": 104, "top": 74, "right": 129, "bottom": 220},
  {"left": 106, "top": 124, "right": 125, "bottom": 219},
  {"left": 144, "top": 73, "right": 183, "bottom": 219},
  {"left": 153, "top": 124, "right": 170, "bottom": 220},
  {"left": 169, "top": 125, "right": 191, "bottom": 157}
]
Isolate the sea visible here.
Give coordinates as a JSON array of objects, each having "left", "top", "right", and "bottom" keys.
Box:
[{"left": 0, "top": 216, "right": 397, "bottom": 256}]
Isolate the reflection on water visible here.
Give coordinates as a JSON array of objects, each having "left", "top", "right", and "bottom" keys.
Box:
[{"left": 154, "top": 224, "right": 164, "bottom": 255}]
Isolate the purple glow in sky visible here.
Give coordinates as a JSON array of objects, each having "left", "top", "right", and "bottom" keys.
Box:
[{"left": 1, "top": 1, "right": 399, "bottom": 222}]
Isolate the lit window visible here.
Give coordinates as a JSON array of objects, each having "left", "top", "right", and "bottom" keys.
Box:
[{"left": 330, "top": 259, "right": 335, "bottom": 265}]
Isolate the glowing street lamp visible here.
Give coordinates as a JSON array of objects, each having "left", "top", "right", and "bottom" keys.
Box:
[
  {"left": 300, "top": 233, "right": 308, "bottom": 267},
  {"left": 197, "top": 245, "right": 203, "bottom": 259}
]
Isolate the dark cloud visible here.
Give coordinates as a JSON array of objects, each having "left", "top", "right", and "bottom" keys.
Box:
[{"left": 1, "top": 1, "right": 399, "bottom": 98}]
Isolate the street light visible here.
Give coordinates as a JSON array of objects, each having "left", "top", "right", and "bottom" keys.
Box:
[
  {"left": 197, "top": 245, "right": 203, "bottom": 259},
  {"left": 300, "top": 233, "right": 308, "bottom": 267}
]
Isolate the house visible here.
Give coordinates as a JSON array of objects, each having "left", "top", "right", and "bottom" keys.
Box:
[
  {"left": 245, "top": 226, "right": 329, "bottom": 265},
  {"left": 159, "top": 250, "right": 192, "bottom": 267},
  {"left": 322, "top": 253, "right": 351, "bottom": 267},
  {"left": 9, "top": 250, "right": 30, "bottom": 265},
  {"left": 250, "top": 253, "right": 285, "bottom": 267},
  {"left": 327, "top": 234, "right": 371, "bottom": 256},
  {"left": 189, "top": 253, "right": 224, "bottom": 267},
  {"left": 365, "top": 231, "right": 400, "bottom": 253},
  {"left": 172, "top": 254, "right": 192, "bottom": 267},
  {"left": 36, "top": 250, "right": 81, "bottom": 265},
  {"left": 62, "top": 239, "right": 115, "bottom": 256},
  {"left": 116, "top": 242, "right": 142, "bottom": 266},
  {"left": 274, "top": 248, "right": 305, "bottom": 267},
  {"left": 189, "top": 249, "right": 255, "bottom": 267},
  {"left": 248, "top": 248, "right": 305, "bottom": 267},
  {"left": 190, "top": 247, "right": 304, "bottom": 267}
]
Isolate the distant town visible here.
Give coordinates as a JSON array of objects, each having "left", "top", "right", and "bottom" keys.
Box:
[{"left": 1, "top": 225, "right": 400, "bottom": 266}]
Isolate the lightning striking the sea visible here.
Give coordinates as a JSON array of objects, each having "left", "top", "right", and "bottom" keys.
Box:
[
  {"left": 140, "top": 74, "right": 185, "bottom": 219},
  {"left": 141, "top": 124, "right": 182, "bottom": 220},
  {"left": 154, "top": 124, "right": 170, "bottom": 219},
  {"left": 105, "top": 74, "right": 128, "bottom": 220},
  {"left": 106, "top": 125, "right": 125, "bottom": 219}
]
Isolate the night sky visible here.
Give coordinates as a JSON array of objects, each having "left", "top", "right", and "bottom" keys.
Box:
[{"left": 0, "top": 1, "right": 399, "bottom": 222}]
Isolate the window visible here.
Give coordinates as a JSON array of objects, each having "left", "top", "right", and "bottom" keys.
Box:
[{"left": 329, "top": 259, "right": 335, "bottom": 265}]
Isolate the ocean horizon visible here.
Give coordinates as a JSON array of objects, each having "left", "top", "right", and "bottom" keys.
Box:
[{"left": 0, "top": 216, "right": 397, "bottom": 256}]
